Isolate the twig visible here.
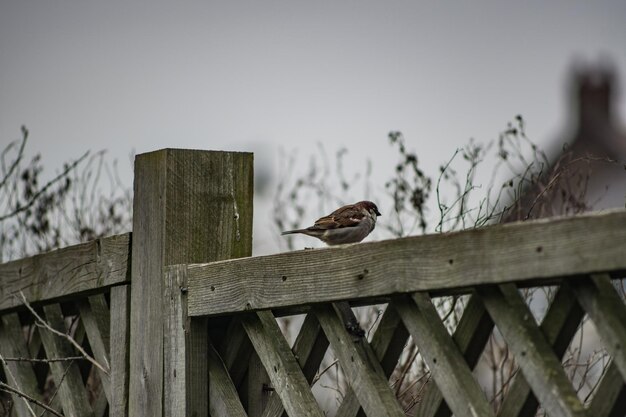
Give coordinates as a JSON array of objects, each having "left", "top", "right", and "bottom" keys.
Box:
[
  {"left": 3, "top": 356, "right": 85, "bottom": 363},
  {"left": 16, "top": 291, "right": 109, "bottom": 375},
  {"left": 440, "top": 296, "right": 459, "bottom": 324},
  {"left": 311, "top": 359, "right": 339, "bottom": 387},
  {"left": 524, "top": 155, "right": 614, "bottom": 220},
  {"left": 42, "top": 360, "right": 74, "bottom": 417},
  {"left": 0, "top": 127, "right": 28, "bottom": 191},
  {"left": 0, "top": 151, "right": 89, "bottom": 222},
  {"left": 0, "top": 351, "right": 38, "bottom": 417},
  {"left": 0, "top": 382, "right": 63, "bottom": 417}
]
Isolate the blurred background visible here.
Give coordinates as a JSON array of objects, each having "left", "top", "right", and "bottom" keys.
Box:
[{"left": 1, "top": 1, "right": 626, "bottom": 256}]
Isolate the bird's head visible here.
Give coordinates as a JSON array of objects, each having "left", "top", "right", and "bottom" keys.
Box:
[{"left": 358, "top": 201, "right": 382, "bottom": 218}]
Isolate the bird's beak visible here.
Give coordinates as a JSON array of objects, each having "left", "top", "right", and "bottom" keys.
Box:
[{"left": 375, "top": 209, "right": 382, "bottom": 216}]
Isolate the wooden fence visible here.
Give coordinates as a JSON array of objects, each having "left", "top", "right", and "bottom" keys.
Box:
[{"left": 0, "top": 149, "right": 625, "bottom": 417}]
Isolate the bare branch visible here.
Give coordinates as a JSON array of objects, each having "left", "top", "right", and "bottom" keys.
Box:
[
  {"left": 0, "top": 150, "right": 89, "bottom": 222},
  {"left": 3, "top": 356, "right": 85, "bottom": 363},
  {"left": 0, "top": 126, "right": 28, "bottom": 191},
  {"left": 0, "top": 382, "right": 63, "bottom": 417},
  {"left": 0, "top": 351, "right": 38, "bottom": 417},
  {"left": 16, "top": 291, "right": 109, "bottom": 375}
]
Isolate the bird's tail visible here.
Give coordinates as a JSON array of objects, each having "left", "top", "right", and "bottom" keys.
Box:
[{"left": 281, "top": 229, "right": 307, "bottom": 236}]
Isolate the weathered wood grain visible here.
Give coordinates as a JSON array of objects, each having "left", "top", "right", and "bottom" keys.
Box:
[
  {"left": 573, "top": 274, "right": 626, "bottom": 381},
  {"left": 208, "top": 340, "right": 247, "bottom": 417},
  {"left": 261, "top": 312, "right": 329, "bottom": 417},
  {"left": 0, "top": 233, "right": 130, "bottom": 313},
  {"left": 394, "top": 293, "right": 495, "bottom": 417},
  {"left": 477, "top": 284, "right": 586, "bottom": 417},
  {"left": 164, "top": 264, "right": 208, "bottom": 417},
  {"left": 498, "top": 283, "right": 584, "bottom": 417},
  {"left": 128, "top": 149, "right": 253, "bottom": 417},
  {"left": 586, "top": 360, "right": 626, "bottom": 417},
  {"left": 0, "top": 313, "right": 46, "bottom": 417},
  {"left": 40, "top": 303, "right": 94, "bottom": 417},
  {"left": 187, "top": 209, "right": 626, "bottom": 317},
  {"left": 335, "top": 302, "right": 409, "bottom": 417},
  {"left": 241, "top": 310, "right": 325, "bottom": 417},
  {"left": 109, "top": 284, "right": 130, "bottom": 417},
  {"left": 77, "top": 294, "right": 112, "bottom": 403},
  {"left": 414, "top": 293, "right": 494, "bottom": 417},
  {"left": 314, "top": 303, "right": 406, "bottom": 417}
]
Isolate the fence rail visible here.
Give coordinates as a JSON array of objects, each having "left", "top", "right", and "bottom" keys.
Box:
[
  {"left": 0, "top": 233, "right": 131, "bottom": 313},
  {"left": 0, "top": 149, "right": 625, "bottom": 417},
  {"left": 183, "top": 209, "right": 626, "bottom": 317}
]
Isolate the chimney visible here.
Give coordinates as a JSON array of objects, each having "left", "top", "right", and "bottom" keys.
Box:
[{"left": 575, "top": 67, "right": 614, "bottom": 138}]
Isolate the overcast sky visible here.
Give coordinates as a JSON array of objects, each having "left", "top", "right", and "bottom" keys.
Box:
[{"left": 1, "top": 1, "right": 625, "bottom": 253}]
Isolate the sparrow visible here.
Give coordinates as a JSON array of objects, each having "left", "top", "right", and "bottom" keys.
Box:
[{"left": 281, "top": 201, "right": 381, "bottom": 245}]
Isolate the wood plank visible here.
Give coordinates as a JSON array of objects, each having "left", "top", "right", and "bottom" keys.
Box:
[
  {"left": 415, "top": 293, "right": 494, "bottom": 417},
  {"left": 109, "top": 284, "right": 130, "bottom": 417},
  {"left": 262, "top": 313, "right": 329, "bottom": 417},
  {"left": 394, "top": 293, "right": 495, "bottom": 417},
  {"left": 335, "top": 302, "right": 409, "bottom": 417},
  {"left": 241, "top": 310, "right": 325, "bottom": 417},
  {"left": 128, "top": 149, "right": 253, "bottom": 417},
  {"left": 186, "top": 209, "right": 626, "bottom": 317},
  {"left": 0, "top": 233, "right": 130, "bottom": 313},
  {"left": 314, "top": 303, "right": 406, "bottom": 417},
  {"left": 39, "top": 303, "right": 94, "bottom": 417},
  {"left": 77, "top": 294, "right": 112, "bottom": 403},
  {"left": 208, "top": 340, "right": 247, "bottom": 417},
  {"left": 163, "top": 264, "right": 209, "bottom": 417},
  {"left": 477, "top": 284, "right": 586, "bottom": 417},
  {"left": 586, "top": 361, "right": 626, "bottom": 417},
  {"left": 498, "top": 283, "right": 584, "bottom": 417},
  {"left": 572, "top": 274, "right": 626, "bottom": 381},
  {"left": 0, "top": 313, "right": 46, "bottom": 417}
]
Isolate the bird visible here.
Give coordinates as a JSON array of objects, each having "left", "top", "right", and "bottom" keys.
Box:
[{"left": 281, "top": 200, "right": 381, "bottom": 245}]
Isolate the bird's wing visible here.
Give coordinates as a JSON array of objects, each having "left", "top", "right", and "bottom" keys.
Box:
[{"left": 312, "top": 204, "right": 365, "bottom": 230}]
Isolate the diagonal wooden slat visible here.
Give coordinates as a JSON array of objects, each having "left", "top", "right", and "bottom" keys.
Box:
[
  {"left": 314, "top": 303, "right": 406, "bottom": 417},
  {"left": 586, "top": 360, "right": 626, "bottom": 417},
  {"left": 415, "top": 293, "right": 494, "bottom": 417},
  {"left": 0, "top": 313, "right": 46, "bottom": 417},
  {"left": 498, "top": 283, "right": 584, "bottom": 417},
  {"left": 335, "top": 302, "right": 410, "bottom": 417},
  {"left": 26, "top": 323, "right": 65, "bottom": 414},
  {"left": 40, "top": 303, "right": 95, "bottom": 417},
  {"left": 262, "top": 313, "right": 329, "bottom": 417},
  {"left": 77, "top": 295, "right": 112, "bottom": 403},
  {"left": 241, "top": 310, "right": 325, "bottom": 417},
  {"left": 208, "top": 339, "right": 247, "bottom": 417},
  {"left": 572, "top": 274, "right": 626, "bottom": 381},
  {"left": 394, "top": 293, "right": 495, "bottom": 417},
  {"left": 477, "top": 284, "right": 586, "bottom": 417},
  {"left": 93, "top": 378, "right": 109, "bottom": 417}
]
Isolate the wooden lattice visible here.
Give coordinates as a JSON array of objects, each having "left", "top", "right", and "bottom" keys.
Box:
[
  {"left": 204, "top": 275, "right": 626, "bottom": 417},
  {"left": 0, "top": 291, "right": 122, "bottom": 417}
]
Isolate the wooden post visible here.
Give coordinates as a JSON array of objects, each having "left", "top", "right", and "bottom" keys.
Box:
[{"left": 128, "top": 149, "right": 253, "bottom": 417}]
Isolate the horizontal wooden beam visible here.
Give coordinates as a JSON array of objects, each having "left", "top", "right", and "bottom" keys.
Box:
[
  {"left": 0, "top": 233, "right": 131, "bottom": 312},
  {"left": 186, "top": 209, "right": 626, "bottom": 317}
]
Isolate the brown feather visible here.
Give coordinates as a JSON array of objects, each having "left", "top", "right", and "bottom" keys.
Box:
[{"left": 312, "top": 204, "right": 365, "bottom": 229}]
